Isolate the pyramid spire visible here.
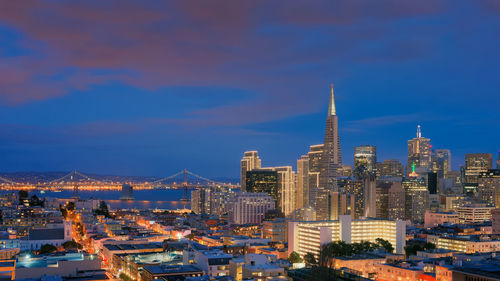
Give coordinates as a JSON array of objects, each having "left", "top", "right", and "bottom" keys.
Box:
[{"left": 328, "top": 84, "right": 336, "bottom": 116}]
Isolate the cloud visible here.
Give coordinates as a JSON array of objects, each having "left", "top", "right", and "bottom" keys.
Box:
[
  {"left": 0, "top": 0, "right": 452, "bottom": 107},
  {"left": 343, "top": 113, "right": 454, "bottom": 133}
]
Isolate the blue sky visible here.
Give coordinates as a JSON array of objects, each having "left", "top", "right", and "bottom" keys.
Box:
[{"left": 0, "top": 1, "right": 498, "bottom": 177}]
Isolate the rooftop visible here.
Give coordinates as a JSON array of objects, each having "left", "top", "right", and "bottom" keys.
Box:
[{"left": 143, "top": 264, "right": 203, "bottom": 275}]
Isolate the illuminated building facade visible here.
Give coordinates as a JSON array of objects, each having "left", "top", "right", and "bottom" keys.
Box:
[
  {"left": 318, "top": 85, "right": 343, "bottom": 220},
  {"left": 191, "top": 189, "right": 211, "bottom": 214},
  {"left": 307, "top": 144, "right": 323, "bottom": 207},
  {"left": 424, "top": 210, "right": 459, "bottom": 228},
  {"left": 465, "top": 153, "right": 492, "bottom": 185},
  {"left": 456, "top": 204, "right": 493, "bottom": 224},
  {"left": 261, "top": 218, "right": 287, "bottom": 242},
  {"left": 477, "top": 169, "right": 500, "bottom": 206},
  {"left": 228, "top": 192, "right": 275, "bottom": 225},
  {"left": 353, "top": 145, "right": 376, "bottom": 178},
  {"left": 296, "top": 155, "right": 309, "bottom": 209},
  {"left": 246, "top": 169, "right": 279, "bottom": 207},
  {"left": 407, "top": 125, "right": 431, "bottom": 173},
  {"left": 431, "top": 235, "right": 500, "bottom": 254},
  {"left": 402, "top": 176, "right": 429, "bottom": 224},
  {"left": 241, "top": 151, "right": 262, "bottom": 191},
  {"left": 288, "top": 216, "right": 406, "bottom": 258},
  {"left": 432, "top": 149, "right": 451, "bottom": 179},
  {"left": 376, "top": 159, "right": 404, "bottom": 178},
  {"left": 338, "top": 178, "right": 364, "bottom": 219}
]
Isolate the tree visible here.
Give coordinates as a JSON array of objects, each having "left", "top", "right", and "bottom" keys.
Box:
[
  {"left": 289, "top": 251, "right": 303, "bottom": 263},
  {"left": 424, "top": 242, "right": 436, "bottom": 250},
  {"left": 304, "top": 252, "right": 317, "bottom": 266},
  {"left": 66, "top": 201, "right": 75, "bottom": 211},
  {"left": 63, "top": 240, "right": 82, "bottom": 250},
  {"left": 376, "top": 238, "right": 394, "bottom": 253},
  {"left": 94, "top": 201, "right": 110, "bottom": 218},
  {"left": 39, "top": 244, "right": 57, "bottom": 254}
]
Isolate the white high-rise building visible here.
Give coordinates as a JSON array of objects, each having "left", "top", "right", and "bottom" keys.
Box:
[
  {"left": 274, "top": 166, "right": 296, "bottom": 216},
  {"left": 241, "top": 151, "right": 262, "bottom": 191},
  {"left": 288, "top": 215, "right": 406, "bottom": 258},
  {"left": 228, "top": 192, "right": 275, "bottom": 225},
  {"left": 296, "top": 155, "right": 309, "bottom": 209}
]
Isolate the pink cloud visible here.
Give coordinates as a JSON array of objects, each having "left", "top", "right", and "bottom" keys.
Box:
[{"left": 0, "top": 0, "right": 461, "bottom": 126}]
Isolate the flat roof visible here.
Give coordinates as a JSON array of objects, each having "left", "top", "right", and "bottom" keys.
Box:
[{"left": 143, "top": 264, "right": 202, "bottom": 275}]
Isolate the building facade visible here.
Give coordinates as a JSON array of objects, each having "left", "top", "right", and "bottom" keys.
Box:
[
  {"left": 465, "top": 153, "right": 492, "bottom": 185},
  {"left": 402, "top": 176, "right": 429, "bottom": 224},
  {"left": 241, "top": 151, "right": 262, "bottom": 191},
  {"left": 228, "top": 192, "right": 275, "bottom": 225},
  {"left": 296, "top": 155, "right": 310, "bottom": 209},
  {"left": 288, "top": 216, "right": 406, "bottom": 258},
  {"left": 317, "top": 85, "right": 343, "bottom": 220},
  {"left": 353, "top": 145, "right": 376, "bottom": 178},
  {"left": 407, "top": 125, "right": 431, "bottom": 174}
]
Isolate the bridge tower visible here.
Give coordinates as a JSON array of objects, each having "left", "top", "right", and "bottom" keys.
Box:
[
  {"left": 71, "top": 171, "right": 80, "bottom": 199},
  {"left": 181, "top": 169, "right": 189, "bottom": 205}
]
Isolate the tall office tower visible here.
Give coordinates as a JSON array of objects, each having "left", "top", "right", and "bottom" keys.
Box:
[
  {"left": 363, "top": 174, "right": 377, "bottom": 218},
  {"left": 427, "top": 172, "right": 438, "bottom": 194},
  {"left": 442, "top": 170, "right": 463, "bottom": 195},
  {"left": 388, "top": 182, "right": 406, "bottom": 221},
  {"left": 191, "top": 189, "right": 211, "bottom": 214},
  {"left": 274, "top": 166, "right": 296, "bottom": 216},
  {"left": 307, "top": 144, "right": 323, "bottom": 201},
  {"left": 228, "top": 192, "right": 275, "bottom": 225},
  {"left": 338, "top": 178, "right": 364, "bottom": 219},
  {"left": 465, "top": 153, "right": 493, "bottom": 185},
  {"left": 120, "top": 184, "right": 134, "bottom": 200},
  {"left": 329, "top": 191, "right": 355, "bottom": 220},
  {"left": 246, "top": 169, "right": 279, "bottom": 208},
  {"left": 402, "top": 175, "right": 429, "bottom": 224},
  {"left": 210, "top": 191, "right": 236, "bottom": 216},
  {"left": 340, "top": 164, "right": 353, "bottom": 177},
  {"left": 376, "top": 181, "right": 390, "bottom": 219},
  {"left": 497, "top": 152, "right": 500, "bottom": 169},
  {"left": 241, "top": 151, "right": 262, "bottom": 191},
  {"left": 376, "top": 159, "right": 404, "bottom": 178},
  {"left": 317, "top": 84, "right": 343, "bottom": 220},
  {"left": 432, "top": 149, "right": 451, "bottom": 179},
  {"left": 353, "top": 145, "right": 376, "bottom": 178},
  {"left": 296, "top": 155, "right": 310, "bottom": 209},
  {"left": 407, "top": 125, "right": 431, "bottom": 174},
  {"left": 477, "top": 169, "right": 500, "bottom": 206}
]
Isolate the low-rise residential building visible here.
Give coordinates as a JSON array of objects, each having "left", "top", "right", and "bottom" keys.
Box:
[
  {"left": 431, "top": 235, "right": 500, "bottom": 254},
  {"left": 424, "top": 211, "right": 458, "bottom": 228},
  {"left": 229, "top": 254, "right": 287, "bottom": 281},
  {"left": 261, "top": 219, "right": 287, "bottom": 243},
  {"left": 375, "top": 261, "right": 425, "bottom": 281},
  {"left": 142, "top": 265, "right": 204, "bottom": 281},
  {"left": 456, "top": 204, "right": 493, "bottom": 224},
  {"left": 330, "top": 253, "right": 386, "bottom": 279},
  {"left": 15, "top": 252, "right": 101, "bottom": 279},
  {"left": 194, "top": 250, "right": 232, "bottom": 277}
]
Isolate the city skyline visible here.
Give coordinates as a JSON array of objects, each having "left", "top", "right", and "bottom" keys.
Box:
[{"left": 0, "top": 1, "right": 499, "bottom": 177}]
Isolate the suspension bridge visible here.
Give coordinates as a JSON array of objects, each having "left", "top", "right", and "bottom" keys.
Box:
[{"left": 0, "top": 169, "right": 236, "bottom": 202}]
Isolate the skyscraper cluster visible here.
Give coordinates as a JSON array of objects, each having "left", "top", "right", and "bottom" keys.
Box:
[{"left": 238, "top": 84, "right": 499, "bottom": 226}]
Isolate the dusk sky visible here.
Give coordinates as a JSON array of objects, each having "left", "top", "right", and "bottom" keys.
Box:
[{"left": 0, "top": 1, "right": 499, "bottom": 178}]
